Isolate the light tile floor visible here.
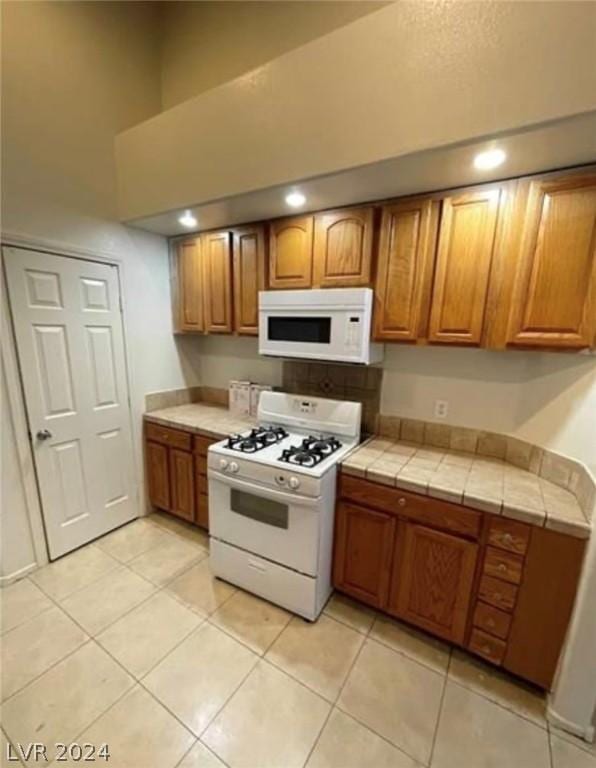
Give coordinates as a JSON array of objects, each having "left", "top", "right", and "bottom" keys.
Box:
[{"left": 1, "top": 512, "right": 594, "bottom": 768}]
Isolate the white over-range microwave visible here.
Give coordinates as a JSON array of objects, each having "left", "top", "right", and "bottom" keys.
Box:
[{"left": 258, "top": 287, "right": 383, "bottom": 365}]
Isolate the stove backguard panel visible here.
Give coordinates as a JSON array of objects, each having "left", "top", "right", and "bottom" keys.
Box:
[{"left": 282, "top": 361, "right": 382, "bottom": 435}]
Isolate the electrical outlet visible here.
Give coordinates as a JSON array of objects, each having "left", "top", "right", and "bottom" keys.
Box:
[{"left": 434, "top": 399, "right": 449, "bottom": 419}]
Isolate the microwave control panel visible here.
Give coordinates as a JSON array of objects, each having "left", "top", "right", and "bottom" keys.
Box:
[{"left": 344, "top": 316, "right": 362, "bottom": 352}]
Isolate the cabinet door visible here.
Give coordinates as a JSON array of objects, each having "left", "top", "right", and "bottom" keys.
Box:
[
  {"left": 389, "top": 523, "right": 478, "bottom": 644},
  {"left": 374, "top": 198, "right": 439, "bottom": 341},
  {"left": 506, "top": 172, "right": 596, "bottom": 348},
  {"left": 428, "top": 188, "right": 503, "bottom": 345},
  {"left": 269, "top": 215, "right": 314, "bottom": 289},
  {"left": 333, "top": 501, "right": 396, "bottom": 608},
  {"left": 169, "top": 449, "right": 195, "bottom": 523},
  {"left": 175, "top": 238, "right": 203, "bottom": 332},
  {"left": 313, "top": 207, "right": 374, "bottom": 287},
  {"left": 146, "top": 441, "right": 170, "bottom": 511},
  {"left": 232, "top": 224, "right": 266, "bottom": 335},
  {"left": 202, "top": 230, "right": 233, "bottom": 333}
]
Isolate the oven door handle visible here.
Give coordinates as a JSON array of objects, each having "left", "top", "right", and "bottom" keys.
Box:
[{"left": 208, "top": 470, "right": 321, "bottom": 508}]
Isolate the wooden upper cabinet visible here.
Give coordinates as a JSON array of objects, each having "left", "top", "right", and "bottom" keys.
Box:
[
  {"left": 389, "top": 522, "right": 478, "bottom": 644},
  {"left": 333, "top": 501, "right": 396, "bottom": 609},
  {"left": 232, "top": 224, "right": 266, "bottom": 335},
  {"left": 269, "top": 215, "right": 314, "bottom": 289},
  {"left": 374, "top": 198, "right": 439, "bottom": 341},
  {"left": 428, "top": 187, "right": 504, "bottom": 345},
  {"left": 505, "top": 172, "right": 596, "bottom": 349},
  {"left": 174, "top": 238, "right": 203, "bottom": 332},
  {"left": 313, "top": 206, "right": 374, "bottom": 287},
  {"left": 202, "top": 230, "right": 233, "bottom": 333}
]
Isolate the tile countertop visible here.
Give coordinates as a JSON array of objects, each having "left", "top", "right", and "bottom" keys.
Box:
[
  {"left": 144, "top": 403, "right": 255, "bottom": 439},
  {"left": 341, "top": 438, "right": 591, "bottom": 539}
]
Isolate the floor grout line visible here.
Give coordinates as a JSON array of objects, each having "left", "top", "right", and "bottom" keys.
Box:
[{"left": 427, "top": 648, "right": 452, "bottom": 767}]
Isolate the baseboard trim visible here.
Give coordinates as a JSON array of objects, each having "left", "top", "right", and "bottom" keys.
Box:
[
  {"left": 547, "top": 704, "right": 596, "bottom": 743},
  {"left": 0, "top": 561, "right": 39, "bottom": 587}
]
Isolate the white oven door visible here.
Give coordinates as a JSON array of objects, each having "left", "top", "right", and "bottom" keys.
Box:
[{"left": 208, "top": 471, "right": 320, "bottom": 576}]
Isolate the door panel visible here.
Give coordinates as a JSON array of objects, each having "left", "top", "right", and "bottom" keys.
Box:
[
  {"left": 175, "top": 238, "right": 203, "bottom": 332},
  {"left": 169, "top": 449, "right": 195, "bottom": 522},
  {"left": 269, "top": 216, "right": 314, "bottom": 288},
  {"left": 232, "top": 224, "right": 266, "bottom": 335},
  {"left": 146, "top": 440, "right": 170, "bottom": 511},
  {"left": 374, "top": 198, "right": 439, "bottom": 340},
  {"left": 313, "top": 207, "right": 374, "bottom": 287},
  {"left": 202, "top": 231, "right": 233, "bottom": 333},
  {"left": 506, "top": 173, "right": 596, "bottom": 348},
  {"left": 51, "top": 439, "right": 89, "bottom": 524},
  {"left": 428, "top": 188, "right": 502, "bottom": 345},
  {"left": 4, "top": 247, "right": 136, "bottom": 558},
  {"left": 389, "top": 523, "right": 478, "bottom": 643},
  {"left": 333, "top": 501, "right": 396, "bottom": 608}
]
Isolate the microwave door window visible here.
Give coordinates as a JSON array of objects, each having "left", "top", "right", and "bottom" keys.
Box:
[
  {"left": 230, "top": 488, "right": 289, "bottom": 529},
  {"left": 268, "top": 316, "right": 331, "bottom": 344}
]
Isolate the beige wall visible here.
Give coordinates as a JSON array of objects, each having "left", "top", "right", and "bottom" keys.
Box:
[
  {"left": 116, "top": 0, "right": 596, "bottom": 220},
  {"left": 0, "top": 1, "right": 200, "bottom": 578},
  {"left": 160, "top": 1, "right": 389, "bottom": 109}
]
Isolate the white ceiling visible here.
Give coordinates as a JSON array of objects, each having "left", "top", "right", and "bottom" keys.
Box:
[{"left": 126, "top": 111, "right": 596, "bottom": 238}]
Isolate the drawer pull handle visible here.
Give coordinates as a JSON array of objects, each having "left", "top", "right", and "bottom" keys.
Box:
[
  {"left": 398, "top": 498, "right": 406, "bottom": 507},
  {"left": 502, "top": 533, "right": 513, "bottom": 544},
  {"left": 498, "top": 563, "right": 507, "bottom": 573},
  {"left": 248, "top": 560, "right": 267, "bottom": 573}
]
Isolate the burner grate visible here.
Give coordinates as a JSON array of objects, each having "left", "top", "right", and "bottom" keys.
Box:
[
  {"left": 278, "top": 435, "right": 342, "bottom": 467},
  {"left": 226, "top": 426, "right": 288, "bottom": 453}
]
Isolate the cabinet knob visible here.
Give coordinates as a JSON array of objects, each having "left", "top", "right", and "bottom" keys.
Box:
[
  {"left": 486, "top": 619, "right": 495, "bottom": 628},
  {"left": 502, "top": 533, "right": 513, "bottom": 544},
  {"left": 398, "top": 497, "right": 406, "bottom": 507},
  {"left": 498, "top": 563, "right": 507, "bottom": 573},
  {"left": 482, "top": 645, "right": 491, "bottom": 654}
]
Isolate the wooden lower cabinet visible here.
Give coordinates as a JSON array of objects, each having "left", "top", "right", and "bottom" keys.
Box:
[
  {"left": 169, "top": 449, "right": 195, "bottom": 523},
  {"left": 146, "top": 441, "right": 170, "bottom": 510},
  {"left": 333, "top": 501, "right": 395, "bottom": 608},
  {"left": 388, "top": 522, "right": 478, "bottom": 644},
  {"left": 334, "top": 472, "right": 586, "bottom": 689},
  {"left": 145, "top": 422, "right": 212, "bottom": 531}
]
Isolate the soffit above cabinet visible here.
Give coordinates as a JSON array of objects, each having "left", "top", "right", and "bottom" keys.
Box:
[{"left": 115, "top": 2, "right": 596, "bottom": 235}]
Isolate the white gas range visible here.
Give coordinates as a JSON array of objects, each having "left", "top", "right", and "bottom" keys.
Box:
[{"left": 208, "top": 391, "right": 362, "bottom": 620}]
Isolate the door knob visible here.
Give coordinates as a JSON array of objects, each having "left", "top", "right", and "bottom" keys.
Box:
[{"left": 36, "top": 429, "right": 52, "bottom": 440}]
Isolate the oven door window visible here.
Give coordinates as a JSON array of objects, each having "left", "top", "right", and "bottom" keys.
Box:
[
  {"left": 230, "top": 488, "right": 289, "bottom": 529},
  {"left": 268, "top": 316, "right": 331, "bottom": 344}
]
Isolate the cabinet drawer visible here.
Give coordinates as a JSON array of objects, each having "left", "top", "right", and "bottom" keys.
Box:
[
  {"left": 197, "top": 473, "right": 208, "bottom": 495},
  {"left": 488, "top": 517, "right": 530, "bottom": 556},
  {"left": 478, "top": 575, "right": 518, "bottom": 612},
  {"left": 145, "top": 422, "right": 191, "bottom": 451},
  {"left": 196, "top": 493, "right": 209, "bottom": 529},
  {"left": 195, "top": 453, "right": 208, "bottom": 478},
  {"left": 473, "top": 601, "right": 512, "bottom": 640},
  {"left": 194, "top": 435, "right": 219, "bottom": 456},
  {"left": 469, "top": 628, "right": 507, "bottom": 665},
  {"left": 339, "top": 474, "right": 481, "bottom": 539},
  {"left": 484, "top": 547, "right": 524, "bottom": 585}
]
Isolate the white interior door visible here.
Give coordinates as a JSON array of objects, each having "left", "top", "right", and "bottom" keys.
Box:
[{"left": 3, "top": 246, "right": 137, "bottom": 558}]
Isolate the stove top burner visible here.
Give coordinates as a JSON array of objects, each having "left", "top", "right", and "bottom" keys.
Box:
[
  {"left": 226, "top": 426, "right": 288, "bottom": 453},
  {"left": 278, "top": 435, "right": 342, "bottom": 467}
]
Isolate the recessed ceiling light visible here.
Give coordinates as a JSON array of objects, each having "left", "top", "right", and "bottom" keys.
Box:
[
  {"left": 178, "top": 210, "right": 197, "bottom": 228},
  {"left": 474, "top": 148, "right": 506, "bottom": 171},
  {"left": 285, "top": 191, "right": 306, "bottom": 208}
]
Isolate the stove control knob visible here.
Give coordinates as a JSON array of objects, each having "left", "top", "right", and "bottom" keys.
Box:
[
  {"left": 289, "top": 477, "right": 300, "bottom": 490},
  {"left": 229, "top": 461, "right": 239, "bottom": 474},
  {"left": 219, "top": 458, "right": 229, "bottom": 471}
]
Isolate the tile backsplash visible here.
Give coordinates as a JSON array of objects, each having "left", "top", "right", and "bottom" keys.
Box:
[{"left": 282, "top": 361, "right": 382, "bottom": 434}]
